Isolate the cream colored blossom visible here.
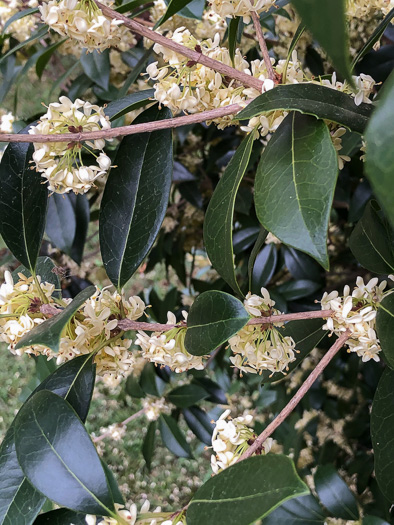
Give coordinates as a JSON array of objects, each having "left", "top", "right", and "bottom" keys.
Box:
[
  {"left": 29, "top": 96, "right": 112, "bottom": 194},
  {"left": 143, "top": 396, "right": 172, "bottom": 421},
  {"left": 136, "top": 311, "right": 208, "bottom": 372},
  {"left": 229, "top": 287, "right": 297, "bottom": 376},
  {"left": 40, "top": 0, "right": 124, "bottom": 52},
  {"left": 321, "top": 277, "right": 394, "bottom": 362},
  {"left": 0, "top": 109, "right": 14, "bottom": 133},
  {"left": 209, "top": 0, "right": 276, "bottom": 23},
  {"left": 346, "top": 0, "right": 394, "bottom": 18},
  {"left": 211, "top": 410, "right": 272, "bottom": 473}
]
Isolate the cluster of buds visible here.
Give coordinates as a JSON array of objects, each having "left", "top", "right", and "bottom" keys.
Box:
[
  {"left": 146, "top": 28, "right": 275, "bottom": 129},
  {"left": 321, "top": 277, "right": 393, "bottom": 362},
  {"left": 39, "top": 0, "right": 124, "bottom": 52},
  {"left": 135, "top": 311, "right": 208, "bottom": 372},
  {"left": 143, "top": 396, "right": 172, "bottom": 421},
  {"left": 29, "top": 96, "right": 112, "bottom": 194},
  {"left": 346, "top": 0, "right": 394, "bottom": 18},
  {"left": 86, "top": 500, "right": 184, "bottom": 525},
  {"left": 209, "top": 0, "right": 276, "bottom": 23},
  {"left": 229, "top": 288, "right": 297, "bottom": 376},
  {"left": 0, "top": 271, "right": 146, "bottom": 380},
  {"left": 211, "top": 410, "right": 272, "bottom": 474}
]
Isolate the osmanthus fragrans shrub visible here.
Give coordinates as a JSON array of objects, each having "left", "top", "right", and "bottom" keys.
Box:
[{"left": 0, "top": 0, "right": 394, "bottom": 523}]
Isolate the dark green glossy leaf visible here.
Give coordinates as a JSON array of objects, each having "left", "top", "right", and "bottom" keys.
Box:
[
  {"left": 139, "top": 363, "right": 166, "bottom": 397},
  {"left": 33, "top": 509, "right": 87, "bottom": 525},
  {"left": 100, "top": 105, "right": 173, "bottom": 289},
  {"left": 126, "top": 374, "right": 145, "bottom": 398},
  {"left": 12, "top": 256, "right": 61, "bottom": 299},
  {"left": 255, "top": 112, "right": 338, "bottom": 269},
  {"left": 46, "top": 193, "right": 76, "bottom": 256},
  {"left": 248, "top": 227, "right": 269, "bottom": 291},
  {"left": 192, "top": 377, "right": 227, "bottom": 404},
  {"left": 276, "top": 279, "right": 321, "bottom": 301},
  {"left": 371, "top": 368, "right": 394, "bottom": 503},
  {"left": 168, "top": 384, "right": 208, "bottom": 408},
  {"left": 104, "top": 89, "right": 155, "bottom": 121},
  {"left": 115, "top": 0, "right": 147, "bottom": 13},
  {"left": 349, "top": 201, "right": 394, "bottom": 274},
  {"left": 35, "top": 38, "right": 67, "bottom": 79},
  {"left": 283, "top": 247, "right": 322, "bottom": 282},
  {"left": 363, "top": 516, "right": 391, "bottom": 525},
  {"left": 262, "top": 494, "right": 327, "bottom": 524},
  {"left": 228, "top": 17, "right": 241, "bottom": 64},
  {"left": 159, "top": 414, "right": 192, "bottom": 458},
  {"left": 15, "top": 391, "right": 114, "bottom": 515},
  {"left": 80, "top": 49, "right": 110, "bottom": 90},
  {"left": 251, "top": 243, "right": 278, "bottom": 293},
  {"left": 185, "top": 291, "right": 250, "bottom": 356},
  {"left": 187, "top": 455, "right": 309, "bottom": 525},
  {"left": 259, "top": 318, "right": 326, "bottom": 383},
  {"left": 282, "top": 23, "right": 305, "bottom": 84},
  {"left": 0, "top": 126, "right": 48, "bottom": 272},
  {"left": 365, "top": 70, "right": 394, "bottom": 228},
  {"left": 314, "top": 465, "right": 359, "bottom": 520},
  {"left": 2, "top": 7, "right": 38, "bottom": 34},
  {"left": 204, "top": 132, "right": 255, "bottom": 296},
  {"left": 236, "top": 84, "right": 371, "bottom": 133},
  {"left": 177, "top": 0, "right": 205, "bottom": 18},
  {"left": 376, "top": 294, "right": 394, "bottom": 369},
  {"left": 183, "top": 406, "right": 214, "bottom": 445},
  {"left": 15, "top": 286, "right": 95, "bottom": 353},
  {"left": 291, "top": 0, "right": 353, "bottom": 84},
  {"left": 0, "top": 354, "right": 96, "bottom": 525},
  {"left": 70, "top": 194, "right": 90, "bottom": 265},
  {"left": 0, "top": 26, "right": 48, "bottom": 65},
  {"left": 155, "top": 0, "right": 194, "bottom": 27},
  {"left": 352, "top": 8, "right": 394, "bottom": 68},
  {"left": 101, "top": 462, "right": 124, "bottom": 505},
  {"left": 142, "top": 421, "right": 157, "bottom": 470}
]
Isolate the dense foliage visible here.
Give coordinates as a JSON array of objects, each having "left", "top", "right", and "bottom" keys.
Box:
[{"left": 0, "top": 0, "right": 394, "bottom": 524}]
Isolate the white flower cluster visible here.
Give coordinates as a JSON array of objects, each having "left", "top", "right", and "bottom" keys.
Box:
[
  {"left": 143, "top": 396, "right": 172, "bottom": 421},
  {"left": 0, "top": 109, "right": 14, "bottom": 133},
  {"left": 0, "top": 271, "right": 146, "bottom": 380},
  {"left": 229, "top": 287, "right": 297, "bottom": 376},
  {"left": 211, "top": 410, "right": 272, "bottom": 473},
  {"left": 86, "top": 500, "right": 183, "bottom": 525},
  {"left": 147, "top": 28, "right": 276, "bottom": 129},
  {"left": 346, "top": 0, "right": 394, "bottom": 18},
  {"left": 39, "top": 0, "right": 124, "bottom": 52},
  {"left": 321, "top": 276, "right": 393, "bottom": 362},
  {"left": 136, "top": 311, "right": 208, "bottom": 372},
  {"left": 209, "top": 0, "right": 276, "bottom": 23},
  {"left": 0, "top": 0, "right": 38, "bottom": 42},
  {"left": 29, "top": 96, "right": 111, "bottom": 194}
]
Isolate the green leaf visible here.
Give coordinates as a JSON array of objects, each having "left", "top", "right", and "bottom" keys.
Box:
[
  {"left": 251, "top": 243, "right": 278, "bottom": 293},
  {"left": 142, "top": 421, "right": 157, "bottom": 470},
  {"left": 204, "top": 133, "right": 255, "bottom": 296},
  {"left": 12, "top": 256, "right": 61, "bottom": 299},
  {"left": 80, "top": 49, "right": 111, "bottom": 91},
  {"left": 187, "top": 455, "right": 309, "bottom": 525},
  {"left": 15, "top": 286, "right": 95, "bottom": 353},
  {"left": 15, "top": 390, "right": 114, "bottom": 515},
  {"left": 46, "top": 193, "right": 77, "bottom": 256},
  {"left": 168, "top": 384, "right": 209, "bottom": 408},
  {"left": 192, "top": 377, "right": 227, "bottom": 404},
  {"left": 115, "top": 0, "right": 147, "bottom": 13},
  {"left": 228, "top": 17, "right": 241, "bottom": 64},
  {"left": 70, "top": 194, "right": 90, "bottom": 265},
  {"left": 363, "top": 516, "right": 391, "bottom": 525},
  {"left": 184, "top": 291, "right": 250, "bottom": 356},
  {"left": 259, "top": 318, "right": 326, "bottom": 383},
  {"left": 291, "top": 0, "right": 353, "bottom": 85},
  {"left": 262, "top": 494, "right": 327, "bottom": 524},
  {"left": 314, "top": 465, "right": 359, "bottom": 520},
  {"left": 276, "top": 279, "right": 321, "bottom": 301},
  {"left": 104, "top": 89, "right": 155, "bottom": 121},
  {"left": 155, "top": 0, "right": 194, "bottom": 27},
  {"left": 282, "top": 23, "right": 305, "bottom": 84},
  {"left": 0, "top": 354, "right": 96, "bottom": 525},
  {"left": 254, "top": 112, "right": 338, "bottom": 269},
  {"left": 349, "top": 201, "right": 394, "bottom": 274},
  {"left": 35, "top": 38, "right": 67, "bottom": 79},
  {"left": 376, "top": 293, "right": 394, "bottom": 369},
  {"left": 236, "top": 84, "right": 371, "bottom": 133},
  {"left": 139, "top": 362, "right": 166, "bottom": 397},
  {"left": 125, "top": 374, "right": 145, "bottom": 398},
  {"left": 2, "top": 7, "right": 38, "bottom": 34},
  {"left": 101, "top": 462, "right": 124, "bottom": 505},
  {"left": 183, "top": 406, "right": 214, "bottom": 445},
  {"left": 33, "top": 509, "right": 87, "bottom": 525},
  {"left": 371, "top": 368, "right": 394, "bottom": 504},
  {"left": 159, "top": 414, "right": 193, "bottom": 458},
  {"left": 0, "top": 126, "right": 48, "bottom": 272},
  {"left": 248, "top": 227, "right": 269, "bottom": 291},
  {"left": 352, "top": 7, "right": 394, "bottom": 68},
  {"left": 0, "top": 25, "right": 48, "bottom": 65},
  {"left": 365, "top": 70, "right": 394, "bottom": 228},
  {"left": 100, "top": 105, "right": 173, "bottom": 289}
]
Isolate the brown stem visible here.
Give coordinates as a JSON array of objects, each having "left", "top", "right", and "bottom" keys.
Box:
[
  {"left": 0, "top": 103, "right": 244, "bottom": 143},
  {"left": 237, "top": 330, "right": 351, "bottom": 461},
  {"left": 250, "top": 11, "right": 276, "bottom": 82},
  {"left": 95, "top": 1, "right": 265, "bottom": 92},
  {"left": 117, "top": 310, "right": 333, "bottom": 332},
  {"left": 93, "top": 407, "right": 147, "bottom": 442}
]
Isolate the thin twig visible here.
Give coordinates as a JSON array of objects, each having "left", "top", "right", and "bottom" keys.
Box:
[
  {"left": 93, "top": 407, "right": 147, "bottom": 442},
  {"left": 237, "top": 330, "right": 351, "bottom": 461},
  {"left": 0, "top": 103, "right": 244, "bottom": 143},
  {"left": 95, "top": 0, "right": 265, "bottom": 92},
  {"left": 118, "top": 310, "right": 333, "bottom": 332},
  {"left": 250, "top": 11, "right": 276, "bottom": 81}
]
